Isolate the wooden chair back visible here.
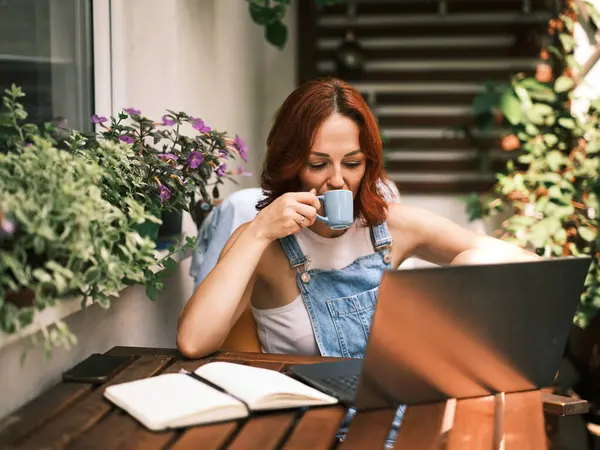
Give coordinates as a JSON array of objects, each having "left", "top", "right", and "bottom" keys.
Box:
[{"left": 221, "top": 303, "right": 261, "bottom": 353}]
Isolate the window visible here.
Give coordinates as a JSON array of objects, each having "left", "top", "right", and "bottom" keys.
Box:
[{"left": 0, "top": 0, "right": 94, "bottom": 132}]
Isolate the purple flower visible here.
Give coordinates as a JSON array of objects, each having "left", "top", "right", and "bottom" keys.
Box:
[
  {"left": 216, "top": 163, "right": 227, "bottom": 177},
  {"left": 186, "top": 151, "right": 204, "bottom": 169},
  {"left": 124, "top": 107, "right": 141, "bottom": 116},
  {"left": 159, "top": 185, "right": 171, "bottom": 203},
  {"left": 119, "top": 135, "right": 134, "bottom": 144},
  {"left": 162, "top": 115, "right": 176, "bottom": 126},
  {"left": 191, "top": 117, "right": 211, "bottom": 133},
  {"left": 218, "top": 148, "right": 229, "bottom": 158},
  {"left": 156, "top": 153, "right": 178, "bottom": 161},
  {"left": 233, "top": 134, "right": 248, "bottom": 162},
  {"left": 91, "top": 114, "right": 108, "bottom": 124}
]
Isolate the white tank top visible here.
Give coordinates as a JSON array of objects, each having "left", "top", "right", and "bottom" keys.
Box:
[{"left": 251, "top": 222, "right": 375, "bottom": 355}]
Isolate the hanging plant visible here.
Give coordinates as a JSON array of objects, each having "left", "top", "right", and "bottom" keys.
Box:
[{"left": 247, "top": 0, "right": 347, "bottom": 49}]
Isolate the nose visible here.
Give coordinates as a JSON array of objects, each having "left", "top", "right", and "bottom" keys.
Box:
[{"left": 327, "top": 167, "right": 344, "bottom": 190}]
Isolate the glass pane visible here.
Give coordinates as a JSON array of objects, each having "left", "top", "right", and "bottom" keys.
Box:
[{"left": 0, "top": 0, "right": 93, "bottom": 132}]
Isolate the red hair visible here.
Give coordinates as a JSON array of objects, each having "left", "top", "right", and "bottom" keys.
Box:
[{"left": 257, "top": 77, "right": 388, "bottom": 226}]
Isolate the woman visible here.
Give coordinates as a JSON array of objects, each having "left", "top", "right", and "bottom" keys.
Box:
[{"left": 177, "top": 77, "right": 538, "bottom": 360}]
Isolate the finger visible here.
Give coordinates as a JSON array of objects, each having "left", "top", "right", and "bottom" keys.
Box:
[
  {"left": 294, "top": 212, "right": 307, "bottom": 228},
  {"left": 294, "top": 191, "right": 321, "bottom": 210},
  {"left": 296, "top": 203, "right": 317, "bottom": 224}
]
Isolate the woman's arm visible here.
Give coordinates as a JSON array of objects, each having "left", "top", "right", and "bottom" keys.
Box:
[
  {"left": 388, "top": 203, "right": 539, "bottom": 266},
  {"left": 177, "top": 191, "right": 321, "bottom": 359},
  {"left": 177, "top": 222, "right": 268, "bottom": 358}
]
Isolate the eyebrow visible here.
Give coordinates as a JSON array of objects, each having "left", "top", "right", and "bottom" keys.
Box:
[{"left": 310, "top": 149, "right": 362, "bottom": 157}]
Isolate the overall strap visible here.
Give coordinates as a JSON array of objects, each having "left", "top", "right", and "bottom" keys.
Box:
[
  {"left": 279, "top": 234, "right": 309, "bottom": 268},
  {"left": 370, "top": 221, "right": 393, "bottom": 251}
]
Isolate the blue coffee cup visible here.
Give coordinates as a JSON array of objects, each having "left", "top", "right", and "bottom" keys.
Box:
[{"left": 316, "top": 189, "right": 354, "bottom": 230}]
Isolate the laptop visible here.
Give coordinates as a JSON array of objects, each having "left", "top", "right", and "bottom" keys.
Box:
[{"left": 289, "top": 257, "right": 591, "bottom": 410}]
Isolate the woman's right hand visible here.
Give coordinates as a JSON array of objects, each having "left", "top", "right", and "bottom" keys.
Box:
[{"left": 250, "top": 189, "right": 321, "bottom": 242}]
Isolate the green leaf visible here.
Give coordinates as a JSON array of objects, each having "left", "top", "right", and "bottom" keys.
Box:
[
  {"left": 32, "top": 269, "right": 53, "bottom": 283},
  {"left": 555, "top": 228, "right": 567, "bottom": 244},
  {"left": 472, "top": 92, "right": 497, "bottom": 116},
  {"left": 145, "top": 284, "right": 158, "bottom": 301},
  {"left": 509, "top": 215, "right": 537, "bottom": 227},
  {"left": 559, "top": 33, "right": 575, "bottom": 53},
  {"left": 249, "top": 3, "right": 275, "bottom": 25},
  {"left": 499, "top": 90, "right": 523, "bottom": 125},
  {"left": 578, "top": 226, "right": 596, "bottom": 242},
  {"left": 525, "top": 123, "right": 540, "bottom": 136},
  {"left": 83, "top": 267, "right": 101, "bottom": 285},
  {"left": 265, "top": 20, "right": 287, "bottom": 49},
  {"left": 543, "top": 133, "right": 559, "bottom": 147},
  {"left": 514, "top": 83, "right": 533, "bottom": 109},
  {"left": 163, "top": 257, "right": 177, "bottom": 270},
  {"left": 558, "top": 117, "right": 576, "bottom": 129},
  {"left": 121, "top": 277, "right": 137, "bottom": 286},
  {"left": 527, "top": 103, "right": 555, "bottom": 125},
  {"left": 555, "top": 75, "right": 575, "bottom": 93}
]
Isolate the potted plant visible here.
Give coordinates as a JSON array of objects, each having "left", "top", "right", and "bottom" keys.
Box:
[
  {"left": 80, "top": 107, "right": 250, "bottom": 247},
  {"left": 0, "top": 136, "right": 160, "bottom": 354},
  {"left": 0, "top": 85, "right": 250, "bottom": 356}
]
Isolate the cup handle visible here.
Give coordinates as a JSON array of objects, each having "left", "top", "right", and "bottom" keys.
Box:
[{"left": 315, "top": 195, "right": 329, "bottom": 225}]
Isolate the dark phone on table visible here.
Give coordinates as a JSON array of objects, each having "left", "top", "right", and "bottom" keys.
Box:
[{"left": 62, "top": 353, "right": 135, "bottom": 384}]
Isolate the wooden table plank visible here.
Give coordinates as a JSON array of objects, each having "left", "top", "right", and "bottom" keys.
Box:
[
  {"left": 0, "top": 382, "right": 93, "bottom": 447},
  {"left": 218, "top": 351, "right": 344, "bottom": 364},
  {"left": 504, "top": 390, "right": 547, "bottom": 450},
  {"left": 106, "top": 346, "right": 182, "bottom": 357},
  {"left": 170, "top": 422, "right": 240, "bottom": 450},
  {"left": 19, "top": 355, "right": 173, "bottom": 449},
  {"left": 339, "top": 408, "right": 397, "bottom": 449},
  {"left": 394, "top": 402, "right": 447, "bottom": 450},
  {"left": 68, "top": 359, "right": 214, "bottom": 450},
  {"left": 228, "top": 412, "right": 298, "bottom": 450},
  {"left": 67, "top": 411, "right": 178, "bottom": 450},
  {"left": 447, "top": 396, "right": 496, "bottom": 450},
  {"left": 283, "top": 406, "right": 346, "bottom": 450},
  {"left": 243, "top": 361, "right": 285, "bottom": 371}
]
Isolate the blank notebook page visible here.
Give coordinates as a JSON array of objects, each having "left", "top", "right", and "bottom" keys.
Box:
[
  {"left": 104, "top": 373, "right": 243, "bottom": 430},
  {"left": 196, "top": 362, "right": 336, "bottom": 407}
]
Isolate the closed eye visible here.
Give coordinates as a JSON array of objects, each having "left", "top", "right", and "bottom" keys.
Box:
[{"left": 344, "top": 161, "right": 362, "bottom": 168}]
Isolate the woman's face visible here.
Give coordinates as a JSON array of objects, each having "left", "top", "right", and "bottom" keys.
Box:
[{"left": 298, "top": 113, "right": 366, "bottom": 198}]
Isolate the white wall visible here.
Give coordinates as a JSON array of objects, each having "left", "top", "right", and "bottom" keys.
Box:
[{"left": 110, "top": 0, "right": 269, "bottom": 198}]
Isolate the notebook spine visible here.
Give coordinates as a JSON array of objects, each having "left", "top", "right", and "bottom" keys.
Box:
[{"left": 183, "top": 371, "right": 251, "bottom": 411}]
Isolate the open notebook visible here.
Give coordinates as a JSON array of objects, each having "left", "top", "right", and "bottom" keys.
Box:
[{"left": 103, "top": 361, "right": 338, "bottom": 431}]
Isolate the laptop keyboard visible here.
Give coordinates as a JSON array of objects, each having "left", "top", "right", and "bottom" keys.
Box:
[{"left": 318, "top": 374, "right": 360, "bottom": 397}]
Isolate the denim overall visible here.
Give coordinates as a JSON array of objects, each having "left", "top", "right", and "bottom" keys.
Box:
[{"left": 279, "top": 221, "right": 405, "bottom": 447}]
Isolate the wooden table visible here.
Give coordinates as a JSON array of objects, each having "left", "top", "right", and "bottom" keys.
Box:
[{"left": 0, "top": 346, "right": 588, "bottom": 449}]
